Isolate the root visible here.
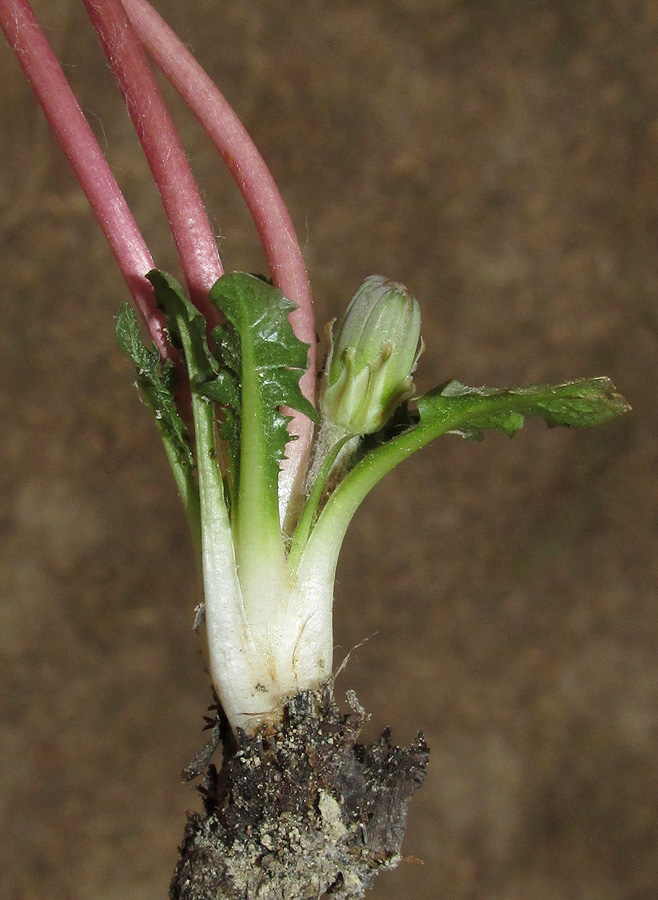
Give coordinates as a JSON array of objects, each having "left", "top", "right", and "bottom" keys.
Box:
[{"left": 170, "top": 685, "right": 429, "bottom": 899}]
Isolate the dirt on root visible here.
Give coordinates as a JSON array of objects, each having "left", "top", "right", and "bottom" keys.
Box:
[{"left": 170, "top": 688, "right": 428, "bottom": 900}]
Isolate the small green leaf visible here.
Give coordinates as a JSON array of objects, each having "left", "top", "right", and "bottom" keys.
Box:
[
  {"left": 116, "top": 302, "right": 201, "bottom": 545},
  {"left": 116, "top": 302, "right": 158, "bottom": 376},
  {"left": 146, "top": 270, "right": 217, "bottom": 385},
  {"left": 419, "top": 377, "right": 631, "bottom": 440},
  {"left": 206, "top": 273, "right": 317, "bottom": 516},
  {"left": 115, "top": 303, "right": 193, "bottom": 472}
]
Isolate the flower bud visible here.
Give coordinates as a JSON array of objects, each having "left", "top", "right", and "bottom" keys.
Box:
[{"left": 320, "top": 275, "right": 422, "bottom": 434}]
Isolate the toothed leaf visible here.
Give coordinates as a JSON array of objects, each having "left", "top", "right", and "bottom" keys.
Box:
[
  {"left": 115, "top": 303, "right": 193, "bottom": 473},
  {"left": 310, "top": 376, "right": 630, "bottom": 559},
  {"left": 204, "top": 273, "right": 317, "bottom": 528},
  {"left": 418, "top": 377, "right": 631, "bottom": 440},
  {"left": 146, "top": 270, "right": 217, "bottom": 385}
]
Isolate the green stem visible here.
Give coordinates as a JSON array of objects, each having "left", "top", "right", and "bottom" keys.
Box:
[
  {"left": 289, "top": 434, "right": 351, "bottom": 569},
  {"left": 304, "top": 376, "right": 630, "bottom": 564},
  {"left": 166, "top": 313, "right": 232, "bottom": 565},
  {"left": 300, "top": 396, "right": 506, "bottom": 568},
  {"left": 233, "top": 318, "right": 286, "bottom": 588},
  {"left": 302, "top": 420, "right": 429, "bottom": 568}
]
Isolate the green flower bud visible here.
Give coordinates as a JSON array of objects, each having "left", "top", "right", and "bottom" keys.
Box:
[{"left": 320, "top": 275, "right": 422, "bottom": 435}]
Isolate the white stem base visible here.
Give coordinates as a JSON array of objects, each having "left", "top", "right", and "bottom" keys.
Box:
[{"left": 204, "top": 563, "right": 334, "bottom": 734}]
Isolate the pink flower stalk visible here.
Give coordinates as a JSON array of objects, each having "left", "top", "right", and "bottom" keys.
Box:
[
  {"left": 120, "top": 0, "right": 316, "bottom": 371},
  {"left": 82, "top": 0, "right": 223, "bottom": 326},
  {"left": 0, "top": 0, "right": 169, "bottom": 359}
]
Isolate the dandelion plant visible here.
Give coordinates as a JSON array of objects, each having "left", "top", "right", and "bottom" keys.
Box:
[{"left": 1, "top": 1, "right": 630, "bottom": 897}]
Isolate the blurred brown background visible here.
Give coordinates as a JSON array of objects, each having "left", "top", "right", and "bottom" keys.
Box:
[{"left": 1, "top": 1, "right": 656, "bottom": 898}]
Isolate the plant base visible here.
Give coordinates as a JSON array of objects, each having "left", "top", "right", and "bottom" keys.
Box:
[{"left": 170, "top": 685, "right": 429, "bottom": 899}]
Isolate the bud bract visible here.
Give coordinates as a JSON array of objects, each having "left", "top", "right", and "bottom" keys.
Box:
[{"left": 320, "top": 275, "right": 422, "bottom": 434}]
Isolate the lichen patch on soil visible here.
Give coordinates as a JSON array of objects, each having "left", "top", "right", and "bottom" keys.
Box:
[{"left": 170, "top": 686, "right": 429, "bottom": 900}]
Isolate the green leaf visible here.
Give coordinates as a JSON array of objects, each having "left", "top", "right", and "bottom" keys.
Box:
[
  {"left": 146, "top": 270, "right": 217, "bottom": 386},
  {"left": 116, "top": 302, "right": 201, "bottom": 547},
  {"left": 115, "top": 303, "right": 193, "bottom": 473},
  {"left": 205, "top": 273, "right": 317, "bottom": 527},
  {"left": 419, "top": 377, "right": 631, "bottom": 440},
  {"left": 303, "top": 376, "right": 630, "bottom": 571},
  {"left": 145, "top": 270, "right": 236, "bottom": 559}
]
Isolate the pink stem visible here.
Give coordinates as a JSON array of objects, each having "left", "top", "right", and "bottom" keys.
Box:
[
  {"left": 119, "top": 0, "right": 317, "bottom": 515},
  {"left": 83, "top": 0, "right": 223, "bottom": 320},
  {"left": 0, "top": 0, "right": 169, "bottom": 359},
  {"left": 120, "top": 0, "right": 316, "bottom": 378}
]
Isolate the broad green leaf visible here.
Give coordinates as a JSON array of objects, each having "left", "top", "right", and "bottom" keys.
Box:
[
  {"left": 205, "top": 273, "right": 317, "bottom": 530},
  {"left": 115, "top": 303, "right": 193, "bottom": 473}
]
